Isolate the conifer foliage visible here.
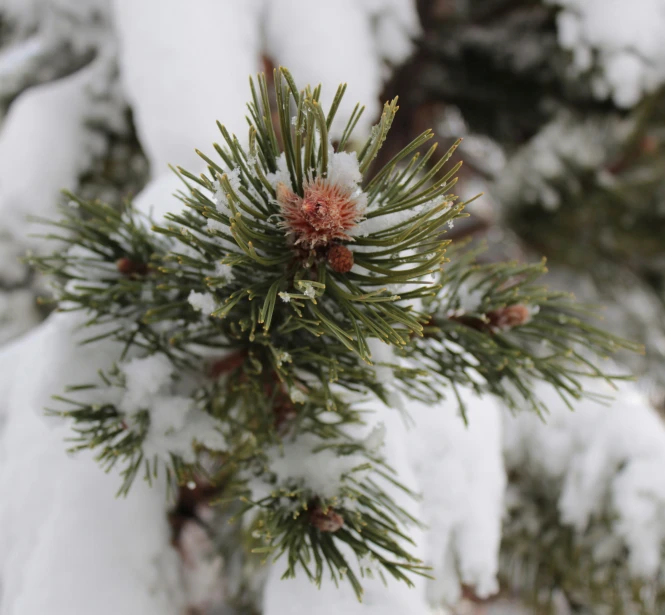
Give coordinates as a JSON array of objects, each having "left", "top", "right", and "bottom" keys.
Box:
[{"left": 31, "top": 68, "right": 635, "bottom": 600}]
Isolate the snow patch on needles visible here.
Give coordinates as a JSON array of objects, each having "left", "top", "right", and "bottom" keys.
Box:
[
  {"left": 212, "top": 167, "right": 242, "bottom": 214},
  {"left": 352, "top": 194, "right": 452, "bottom": 238},
  {"left": 266, "top": 153, "right": 291, "bottom": 190},
  {"left": 289, "top": 387, "right": 307, "bottom": 404},
  {"left": 188, "top": 291, "right": 217, "bottom": 316},
  {"left": 547, "top": 0, "right": 665, "bottom": 107},
  {"left": 258, "top": 433, "right": 372, "bottom": 503},
  {"left": 503, "top": 376, "right": 665, "bottom": 579},
  {"left": 207, "top": 262, "right": 234, "bottom": 287},
  {"left": 407, "top": 389, "right": 505, "bottom": 604},
  {"left": 119, "top": 355, "right": 225, "bottom": 464},
  {"left": 328, "top": 150, "right": 363, "bottom": 190},
  {"left": 121, "top": 354, "right": 174, "bottom": 412},
  {"left": 496, "top": 113, "right": 612, "bottom": 212}
]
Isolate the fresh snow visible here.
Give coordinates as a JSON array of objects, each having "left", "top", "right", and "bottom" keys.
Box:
[
  {"left": 0, "top": 55, "right": 121, "bottom": 274},
  {"left": 263, "top": 0, "right": 419, "bottom": 140},
  {"left": 495, "top": 112, "right": 612, "bottom": 212},
  {"left": 0, "top": 0, "right": 111, "bottom": 52},
  {"left": 119, "top": 354, "right": 226, "bottom": 465},
  {"left": 352, "top": 195, "right": 451, "bottom": 238},
  {"left": 212, "top": 167, "right": 242, "bottom": 214},
  {"left": 256, "top": 432, "right": 370, "bottom": 502},
  {"left": 407, "top": 389, "right": 505, "bottom": 605},
  {"left": 548, "top": 0, "right": 665, "bottom": 107},
  {"left": 327, "top": 151, "right": 363, "bottom": 188},
  {"left": 131, "top": 171, "right": 184, "bottom": 222},
  {"left": 503, "top": 375, "right": 665, "bottom": 579},
  {"left": 187, "top": 290, "right": 217, "bottom": 316},
  {"left": 0, "top": 313, "right": 187, "bottom": 615},
  {"left": 112, "top": 0, "right": 263, "bottom": 175}
]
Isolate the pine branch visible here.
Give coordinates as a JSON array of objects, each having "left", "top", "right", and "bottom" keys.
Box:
[{"left": 29, "top": 67, "right": 637, "bottom": 600}]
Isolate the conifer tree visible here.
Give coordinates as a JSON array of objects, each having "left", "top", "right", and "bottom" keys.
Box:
[{"left": 30, "top": 67, "right": 634, "bottom": 610}]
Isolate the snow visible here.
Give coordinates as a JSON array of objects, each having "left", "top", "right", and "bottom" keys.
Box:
[
  {"left": 503, "top": 375, "right": 665, "bottom": 579},
  {"left": 0, "top": 56, "right": 118, "bottom": 271},
  {"left": 406, "top": 389, "right": 505, "bottom": 605},
  {"left": 178, "top": 520, "right": 224, "bottom": 612},
  {"left": 119, "top": 354, "right": 226, "bottom": 465},
  {"left": 359, "top": 0, "right": 420, "bottom": 67},
  {"left": 260, "top": 382, "right": 505, "bottom": 612},
  {"left": 112, "top": 0, "right": 263, "bottom": 175},
  {"left": 301, "top": 282, "right": 316, "bottom": 299},
  {"left": 263, "top": 558, "right": 431, "bottom": 615},
  {"left": 328, "top": 150, "right": 363, "bottom": 189},
  {"left": 289, "top": 387, "right": 306, "bottom": 403},
  {"left": 187, "top": 290, "right": 217, "bottom": 316},
  {"left": 131, "top": 171, "right": 184, "bottom": 222},
  {"left": 548, "top": 0, "right": 665, "bottom": 107},
  {"left": 0, "top": 289, "right": 42, "bottom": 346},
  {"left": 120, "top": 354, "right": 175, "bottom": 412},
  {"left": 259, "top": 432, "right": 370, "bottom": 502},
  {"left": 495, "top": 112, "right": 611, "bottom": 212},
  {"left": 0, "top": 36, "right": 56, "bottom": 109},
  {"left": 352, "top": 195, "right": 451, "bottom": 239},
  {"left": 0, "top": 313, "right": 187, "bottom": 615},
  {"left": 264, "top": 0, "right": 419, "bottom": 139},
  {"left": 213, "top": 262, "right": 234, "bottom": 283},
  {"left": 367, "top": 337, "right": 397, "bottom": 384},
  {"left": 0, "top": 0, "right": 109, "bottom": 27},
  {"left": 265, "top": 152, "right": 292, "bottom": 190},
  {"left": 263, "top": 1, "right": 382, "bottom": 140},
  {"left": 0, "top": 0, "right": 111, "bottom": 53},
  {"left": 436, "top": 277, "right": 488, "bottom": 316}
]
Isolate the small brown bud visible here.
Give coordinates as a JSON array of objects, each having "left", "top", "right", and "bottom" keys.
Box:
[
  {"left": 327, "top": 244, "right": 354, "bottom": 273},
  {"left": 309, "top": 505, "right": 344, "bottom": 533},
  {"left": 116, "top": 257, "right": 148, "bottom": 276},
  {"left": 487, "top": 304, "right": 531, "bottom": 331}
]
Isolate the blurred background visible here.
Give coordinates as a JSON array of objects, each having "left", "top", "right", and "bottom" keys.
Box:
[{"left": 0, "top": 0, "right": 664, "bottom": 613}]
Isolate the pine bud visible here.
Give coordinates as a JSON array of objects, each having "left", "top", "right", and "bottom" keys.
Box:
[
  {"left": 327, "top": 244, "right": 354, "bottom": 273},
  {"left": 309, "top": 505, "right": 344, "bottom": 533},
  {"left": 116, "top": 257, "right": 148, "bottom": 276},
  {"left": 487, "top": 304, "right": 531, "bottom": 331},
  {"left": 277, "top": 179, "right": 363, "bottom": 249}
]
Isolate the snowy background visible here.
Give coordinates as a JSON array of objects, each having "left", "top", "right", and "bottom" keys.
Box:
[{"left": 1, "top": 1, "right": 665, "bottom": 614}]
